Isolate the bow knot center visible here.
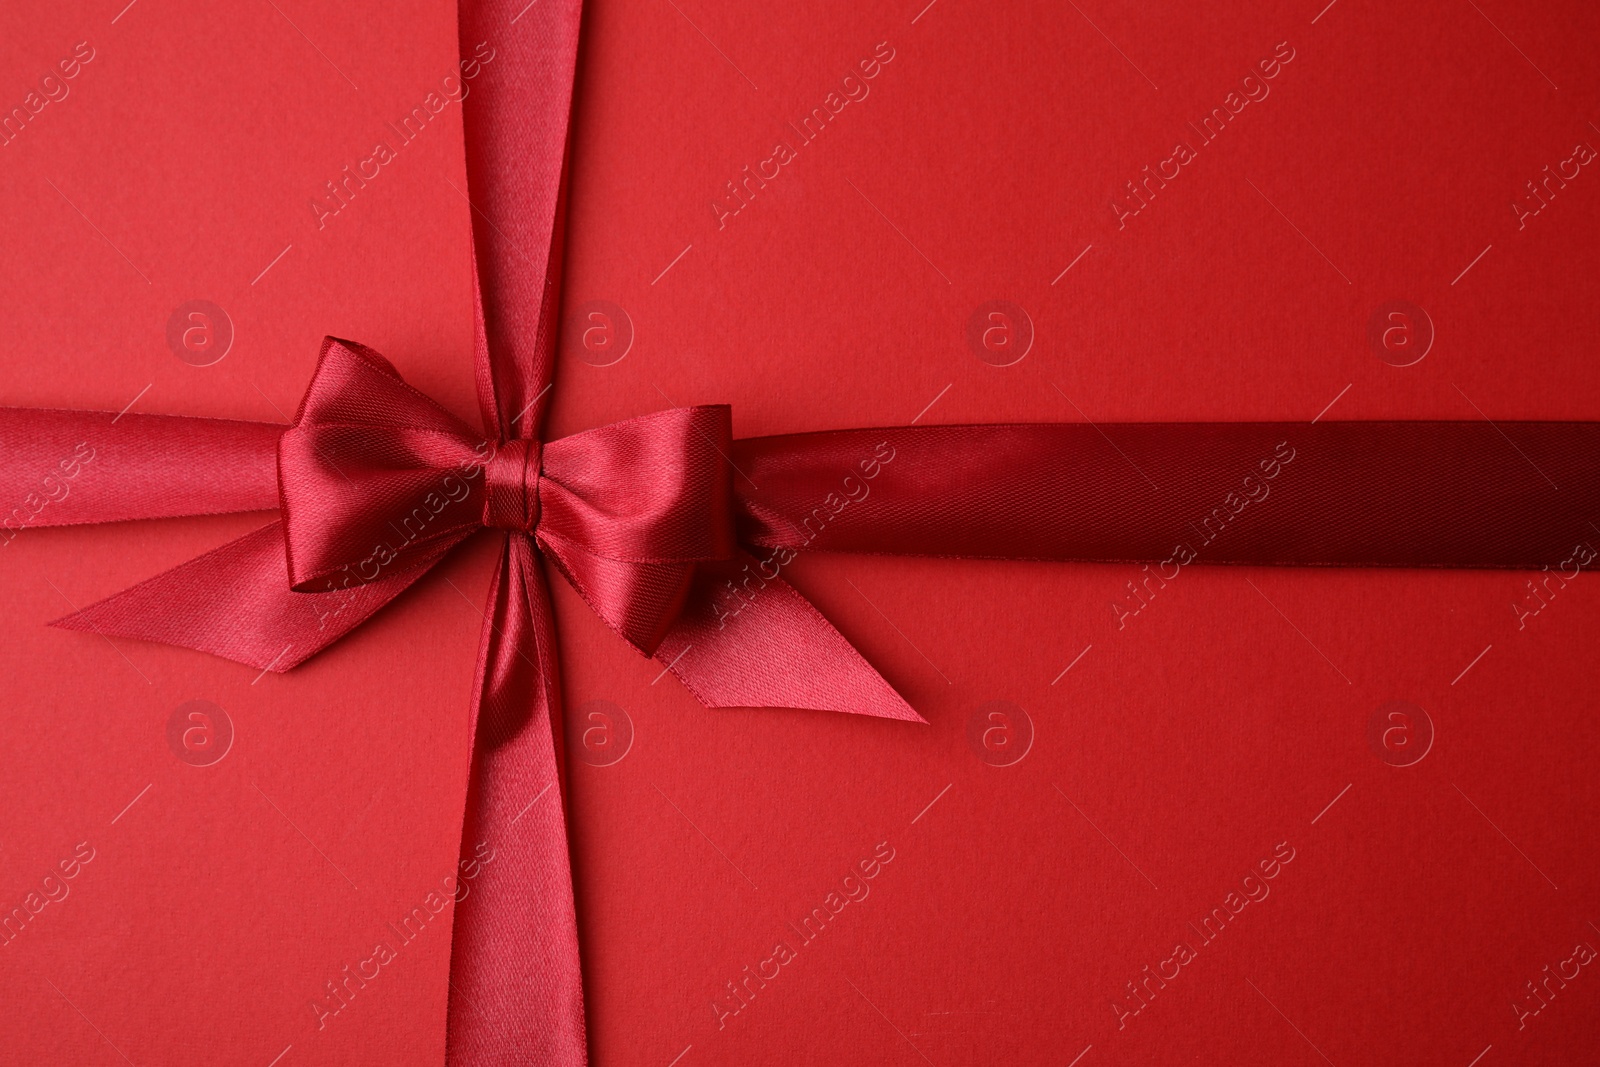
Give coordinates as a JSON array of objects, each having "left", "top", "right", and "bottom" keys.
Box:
[{"left": 482, "top": 439, "right": 541, "bottom": 533}]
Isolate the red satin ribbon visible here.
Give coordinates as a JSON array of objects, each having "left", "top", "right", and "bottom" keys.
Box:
[
  {"left": 5, "top": 0, "right": 1600, "bottom": 1063},
  {"left": 735, "top": 421, "right": 1600, "bottom": 568}
]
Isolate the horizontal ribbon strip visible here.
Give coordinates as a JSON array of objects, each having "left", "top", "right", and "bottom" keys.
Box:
[
  {"left": 12, "top": 405, "right": 1594, "bottom": 569},
  {"left": 735, "top": 420, "right": 1600, "bottom": 568}
]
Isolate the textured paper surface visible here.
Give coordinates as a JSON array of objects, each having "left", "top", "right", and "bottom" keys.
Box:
[
  {"left": 553, "top": 1, "right": 1600, "bottom": 1065},
  {"left": 0, "top": 1, "right": 484, "bottom": 1064},
  {"left": 4, "top": 0, "right": 1600, "bottom": 1065}
]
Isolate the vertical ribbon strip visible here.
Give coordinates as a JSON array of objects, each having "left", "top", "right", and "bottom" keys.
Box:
[{"left": 446, "top": 1, "right": 588, "bottom": 1063}]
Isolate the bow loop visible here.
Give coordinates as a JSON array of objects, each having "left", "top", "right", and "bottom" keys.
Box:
[
  {"left": 279, "top": 337, "right": 488, "bottom": 591},
  {"left": 536, "top": 406, "right": 737, "bottom": 654},
  {"left": 538, "top": 406, "right": 735, "bottom": 563}
]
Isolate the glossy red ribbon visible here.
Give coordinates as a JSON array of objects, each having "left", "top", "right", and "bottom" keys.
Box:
[{"left": 5, "top": 0, "right": 1600, "bottom": 1063}]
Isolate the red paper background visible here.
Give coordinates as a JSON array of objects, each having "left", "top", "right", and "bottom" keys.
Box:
[
  {"left": 553, "top": 1, "right": 1600, "bottom": 1066},
  {"left": 0, "top": 1, "right": 488, "bottom": 1064},
  {"left": 3, "top": 0, "right": 1599, "bottom": 1065}
]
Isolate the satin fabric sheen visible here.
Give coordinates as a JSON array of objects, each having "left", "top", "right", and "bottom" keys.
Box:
[
  {"left": 735, "top": 421, "right": 1600, "bottom": 568},
  {"left": 4, "top": 0, "right": 1599, "bottom": 1060}
]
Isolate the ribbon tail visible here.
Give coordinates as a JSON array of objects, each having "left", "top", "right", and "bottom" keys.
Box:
[
  {"left": 446, "top": 534, "right": 587, "bottom": 1067},
  {"left": 654, "top": 553, "right": 924, "bottom": 722},
  {"left": 50, "top": 521, "right": 444, "bottom": 671}
]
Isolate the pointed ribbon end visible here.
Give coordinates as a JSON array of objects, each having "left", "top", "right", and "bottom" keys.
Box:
[{"left": 654, "top": 555, "right": 926, "bottom": 723}]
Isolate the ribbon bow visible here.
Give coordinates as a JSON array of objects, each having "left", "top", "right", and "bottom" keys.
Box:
[
  {"left": 48, "top": 337, "right": 918, "bottom": 725},
  {"left": 279, "top": 336, "right": 734, "bottom": 661}
]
